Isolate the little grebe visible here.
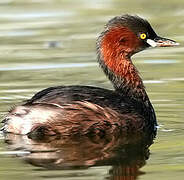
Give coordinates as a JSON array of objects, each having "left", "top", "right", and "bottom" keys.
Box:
[{"left": 1, "top": 15, "right": 178, "bottom": 137}]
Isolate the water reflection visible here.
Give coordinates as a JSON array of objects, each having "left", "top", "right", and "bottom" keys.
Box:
[{"left": 3, "top": 131, "right": 156, "bottom": 179}]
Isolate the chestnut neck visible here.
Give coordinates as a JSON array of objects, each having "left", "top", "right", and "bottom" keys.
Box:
[{"left": 97, "top": 26, "right": 148, "bottom": 102}]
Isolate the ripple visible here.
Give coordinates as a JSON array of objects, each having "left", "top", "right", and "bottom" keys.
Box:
[
  {"left": 0, "top": 11, "right": 74, "bottom": 20},
  {"left": 0, "top": 151, "right": 30, "bottom": 155},
  {"left": 164, "top": 77, "right": 184, "bottom": 81},
  {"left": 161, "top": 129, "right": 175, "bottom": 132},
  {"left": 144, "top": 80, "right": 165, "bottom": 84},
  {"left": 140, "top": 59, "right": 180, "bottom": 64},
  {"left": 0, "top": 63, "right": 97, "bottom": 71},
  {"left": 156, "top": 125, "right": 175, "bottom": 132},
  {"left": 0, "top": 30, "right": 36, "bottom": 37}
]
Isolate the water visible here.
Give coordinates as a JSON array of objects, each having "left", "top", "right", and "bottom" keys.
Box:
[{"left": 0, "top": 0, "right": 184, "bottom": 179}]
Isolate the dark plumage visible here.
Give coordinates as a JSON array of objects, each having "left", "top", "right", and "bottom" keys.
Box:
[
  {"left": 107, "top": 15, "right": 157, "bottom": 39},
  {"left": 1, "top": 14, "right": 178, "bottom": 138}
]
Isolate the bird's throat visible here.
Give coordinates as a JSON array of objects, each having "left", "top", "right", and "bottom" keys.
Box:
[
  {"left": 99, "top": 53, "right": 147, "bottom": 101},
  {"left": 97, "top": 26, "right": 148, "bottom": 101}
]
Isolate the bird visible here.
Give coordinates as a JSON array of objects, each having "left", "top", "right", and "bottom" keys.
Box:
[{"left": 1, "top": 14, "right": 179, "bottom": 138}]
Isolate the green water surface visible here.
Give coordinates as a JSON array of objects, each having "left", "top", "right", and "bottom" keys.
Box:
[{"left": 0, "top": 0, "right": 184, "bottom": 179}]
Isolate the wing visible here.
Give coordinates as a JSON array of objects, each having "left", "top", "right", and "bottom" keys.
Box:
[{"left": 25, "top": 85, "right": 134, "bottom": 113}]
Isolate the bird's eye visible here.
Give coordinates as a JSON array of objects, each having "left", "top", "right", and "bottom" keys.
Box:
[{"left": 140, "top": 33, "right": 147, "bottom": 40}]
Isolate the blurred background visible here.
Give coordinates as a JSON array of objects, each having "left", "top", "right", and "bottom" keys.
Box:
[{"left": 0, "top": 0, "right": 184, "bottom": 180}]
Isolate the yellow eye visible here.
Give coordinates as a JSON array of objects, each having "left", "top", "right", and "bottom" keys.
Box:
[{"left": 140, "top": 33, "right": 147, "bottom": 39}]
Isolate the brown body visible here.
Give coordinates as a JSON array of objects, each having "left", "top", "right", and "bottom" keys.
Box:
[
  {"left": 6, "top": 86, "right": 146, "bottom": 136},
  {"left": 1, "top": 15, "right": 178, "bottom": 137}
]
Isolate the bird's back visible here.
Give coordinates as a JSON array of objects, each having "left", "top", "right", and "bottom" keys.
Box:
[{"left": 3, "top": 85, "right": 147, "bottom": 137}]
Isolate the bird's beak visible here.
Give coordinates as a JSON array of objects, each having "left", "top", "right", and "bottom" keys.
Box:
[{"left": 146, "top": 36, "right": 179, "bottom": 47}]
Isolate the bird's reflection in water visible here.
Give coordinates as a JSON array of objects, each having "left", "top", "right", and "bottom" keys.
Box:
[{"left": 4, "top": 131, "right": 156, "bottom": 180}]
